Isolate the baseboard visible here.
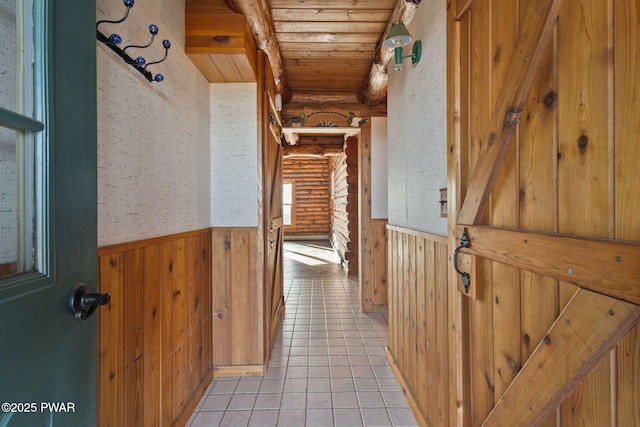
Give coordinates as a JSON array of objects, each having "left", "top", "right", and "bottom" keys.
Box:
[
  {"left": 385, "top": 347, "right": 428, "bottom": 427},
  {"left": 213, "top": 364, "right": 266, "bottom": 378},
  {"left": 174, "top": 367, "right": 214, "bottom": 427}
]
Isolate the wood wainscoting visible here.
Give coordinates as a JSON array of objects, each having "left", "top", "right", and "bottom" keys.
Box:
[
  {"left": 386, "top": 225, "right": 452, "bottom": 427},
  {"left": 210, "top": 227, "right": 268, "bottom": 376},
  {"left": 97, "top": 229, "right": 212, "bottom": 427},
  {"left": 361, "top": 218, "right": 388, "bottom": 311}
]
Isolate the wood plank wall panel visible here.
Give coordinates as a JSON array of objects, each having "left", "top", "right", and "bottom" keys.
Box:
[
  {"left": 466, "top": 1, "right": 495, "bottom": 423},
  {"left": 97, "top": 229, "right": 212, "bottom": 427},
  {"left": 615, "top": 2, "right": 640, "bottom": 425},
  {"left": 370, "top": 219, "right": 388, "bottom": 307},
  {"left": 452, "top": 0, "right": 640, "bottom": 425},
  {"left": 488, "top": 0, "right": 521, "bottom": 405},
  {"left": 557, "top": 0, "right": 612, "bottom": 423},
  {"left": 211, "top": 228, "right": 265, "bottom": 372},
  {"left": 330, "top": 136, "right": 359, "bottom": 276},
  {"left": 387, "top": 225, "right": 449, "bottom": 427},
  {"left": 282, "top": 157, "right": 331, "bottom": 235}
]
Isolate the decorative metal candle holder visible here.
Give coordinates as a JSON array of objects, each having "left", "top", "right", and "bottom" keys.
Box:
[{"left": 96, "top": 0, "right": 170, "bottom": 82}]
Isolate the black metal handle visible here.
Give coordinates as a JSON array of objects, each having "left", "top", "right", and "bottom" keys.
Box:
[
  {"left": 69, "top": 283, "right": 111, "bottom": 321},
  {"left": 454, "top": 228, "right": 471, "bottom": 293}
]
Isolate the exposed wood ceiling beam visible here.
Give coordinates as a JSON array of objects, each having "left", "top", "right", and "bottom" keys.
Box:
[
  {"left": 283, "top": 143, "right": 344, "bottom": 158},
  {"left": 296, "top": 136, "right": 346, "bottom": 146},
  {"left": 359, "top": 0, "right": 422, "bottom": 106},
  {"left": 226, "top": 0, "right": 291, "bottom": 101}
]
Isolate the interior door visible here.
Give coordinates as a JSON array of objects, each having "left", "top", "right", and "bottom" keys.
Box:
[
  {"left": 450, "top": 0, "right": 640, "bottom": 425},
  {"left": 0, "top": 1, "right": 97, "bottom": 426},
  {"left": 263, "top": 63, "right": 284, "bottom": 353}
]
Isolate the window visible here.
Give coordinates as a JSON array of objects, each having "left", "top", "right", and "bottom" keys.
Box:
[
  {"left": 283, "top": 182, "right": 293, "bottom": 226},
  {"left": 0, "top": 0, "right": 46, "bottom": 281}
]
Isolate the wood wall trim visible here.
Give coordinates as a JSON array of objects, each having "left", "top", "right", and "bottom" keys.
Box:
[
  {"left": 457, "top": 0, "right": 564, "bottom": 225},
  {"left": 386, "top": 348, "right": 428, "bottom": 427},
  {"left": 211, "top": 228, "right": 265, "bottom": 367},
  {"left": 97, "top": 227, "right": 213, "bottom": 256},
  {"left": 483, "top": 289, "right": 640, "bottom": 427},
  {"left": 386, "top": 224, "right": 448, "bottom": 245},
  {"left": 455, "top": 0, "right": 477, "bottom": 20},
  {"left": 213, "top": 364, "right": 266, "bottom": 378},
  {"left": 359, "top": 123, "right": 374, "bottom": 310}
]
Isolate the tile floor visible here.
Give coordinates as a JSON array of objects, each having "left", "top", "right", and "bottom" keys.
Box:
[{"left": 187, "top": 241, "right": 417, "bottom": 427}]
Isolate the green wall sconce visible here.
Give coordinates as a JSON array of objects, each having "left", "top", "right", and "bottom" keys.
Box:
[{"left": 383, "top": 22, "right": 422, "bottom": 71}]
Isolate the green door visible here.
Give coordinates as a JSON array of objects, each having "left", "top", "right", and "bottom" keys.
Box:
[{"left": 0, "top": 1, "right": 97, "bottom": 426}]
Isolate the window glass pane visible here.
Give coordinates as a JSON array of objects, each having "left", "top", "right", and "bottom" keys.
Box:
[
  {"left": 0, "top": 126, "right": 35, "bottom": 279},
  {"left": 0, "top": 0, "right": 18, "bottom": 112},
  {"left": 0, "top": 0, "right": 38, "bottom": 282},
  {"left": 283, "top": 205, "right": 291, "bottom": 226},
  {"left": 283, "top": 183, "right": 292, "bottom": 204}
]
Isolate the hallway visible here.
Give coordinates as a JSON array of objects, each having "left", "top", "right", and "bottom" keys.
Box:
[{"left": 187, "top": 241, "right": 417, "bottom": 426}]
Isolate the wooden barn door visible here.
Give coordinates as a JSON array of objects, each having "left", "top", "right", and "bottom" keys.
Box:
[
  {"left": 449, "top": 0, "right": 640, "bottom": 425},
  {"left": 262, "top": 55, "right": 284, "bottom": 355},
  {"left": 264, "top": 130, "right": 284, "bottom": 350}
]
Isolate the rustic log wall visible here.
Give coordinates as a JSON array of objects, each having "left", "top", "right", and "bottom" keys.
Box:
[
  {"left": 97, "top": 229, "right": 212, "bottom": 427},
  {"left": 282, "top": 157, "right": 331, "bottom": 236},
  {"left": 330, "top": 136, "right": 358, "bottom": 277}
]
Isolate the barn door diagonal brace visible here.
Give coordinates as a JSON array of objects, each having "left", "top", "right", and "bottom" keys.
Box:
[
  {"left": 454, "top": 227, "right": 471, "bottom": 293},
  {"left": 457, "top": 0, "right": 564, "bottom": 225}
]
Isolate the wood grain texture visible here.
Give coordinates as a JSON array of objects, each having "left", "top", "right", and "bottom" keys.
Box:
[
  {"left": 359, "top": 123, "right": 387, "bottom": 312},
  {"left": 97, "top": 230, "right": 212, "bottom": 427},
  {"left": 483, "top": 290, "right": 640, "bottom": 427},
  {"left": 97, "top": 254, "right": 125, "bottom": 427},
  {"left": 371, "top": 219, "right": 388, "bottom": 307},
  {"left": 386, "top": 225, "right": 449, "bottom": 426},
  {"left": 615, "top": 3, "right": 640, "bottom": 424},
  {"left": 211, "top": 228, "right": 265, "bottom": 369},
  {"left": 450, "top": 0, "right": 640, "bottom": 425},
  {"left": 458, "top": 0, "right": 564, "bottom": 225},
  {"left": 458, "top": 226, "right": 640, "bottom": 305}
]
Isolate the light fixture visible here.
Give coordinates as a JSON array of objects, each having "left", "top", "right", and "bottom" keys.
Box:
[{"left": 383, "top": 22, "right": 422, "bottom": 71}]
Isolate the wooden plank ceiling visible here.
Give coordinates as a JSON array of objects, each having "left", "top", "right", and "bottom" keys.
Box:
[
  {"left": 270, "top": 0, "right": 396, "bottom": 95},
  {"left": 186, "top": 0, "right": 421, "bottom": 106}
]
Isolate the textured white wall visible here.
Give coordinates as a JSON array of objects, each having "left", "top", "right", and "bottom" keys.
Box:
[
  {"left": 387, "top": 0, "right": 447, "bottom": 236},
  {"left": 210, "top": 83, "right": 258, "bottom": 227},
  {"left": 97, "top": 0, "right": 211, "bottom": 246},
  {"left": 370, "top": 117, "right": 388, "bottom": 219}
]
